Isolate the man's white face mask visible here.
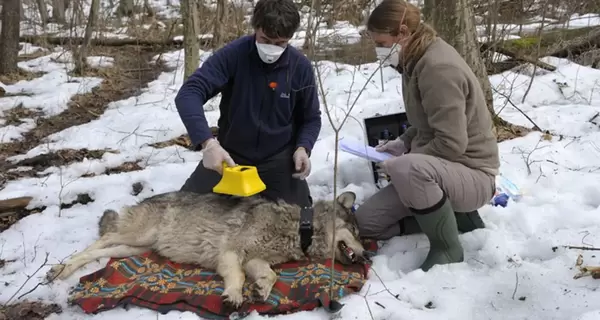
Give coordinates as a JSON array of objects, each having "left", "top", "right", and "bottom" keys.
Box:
[
  {"left": 256, "top": 42, "right": 286, "bottom": 64},
  {"left": 375, "top": 43, "right": 401, "bottom": 67}
]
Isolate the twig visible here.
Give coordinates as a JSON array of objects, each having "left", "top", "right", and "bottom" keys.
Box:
[
  {"left": 554, "top": 245, "right": 600, "bottom": 251},
  {"left": 492, "top": 86, "right": 542, "bottom": 131},
  {"left": 367, "top": 266, "right": 403, "bottom": 301},
  {"left": 358, "top": 284, "right": 376, "bottom": 320},
  {"left": 4, "top": 252, "right": 50, "bottom": 305},
  {"left": 521, "top": 0, "right": 549, "bottom": 104},
  {"left": 511, "top": 271, "right": 519, "bottom": 300}
]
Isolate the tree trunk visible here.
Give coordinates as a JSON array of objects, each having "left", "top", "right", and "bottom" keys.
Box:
[
  {"left": 19, "top": 0, "right": 25, "bottom": 20},
  {"left": 143, "top": 0, "right": 155, "bottom": 17},
  {"left": 74, "top": 0, "right": 100, "bottom": 75},
  {"left": 117, "top": 0, "right": 135, "bottom": 17},
  {"left": 212, "top": 0, "right": 226, "bottom": 49},
  {"left": 422, "top": 0, "right": 435, "bottom": 24},
  {"left": 36, "top": 0, "right": 49, "bottom": 25},
  {"left": 302, "top": 0, "right": 320, "bottom": 55},
  {"left": 52, "top": 0, "right": 66, "bottom": 23},
  {"left": 71, "top": 0, "right": 85, "bottom": 28},
  {"left": 0, "top": 0, "right": 20, "bottom": 75},
  {"left": 181, "top": 0, "right": 199, "bottom": 80},
  {"left": 425, "top": 0, "right": 495, "bottom": 118}
]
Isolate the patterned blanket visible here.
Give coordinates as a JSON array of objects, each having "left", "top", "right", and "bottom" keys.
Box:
[{"left": 69, "top": 241, "right": 377, "bottom": 319}]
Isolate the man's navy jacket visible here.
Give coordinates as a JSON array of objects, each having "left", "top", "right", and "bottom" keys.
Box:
[{"left": 174, "top": 35, "right": 322, "bottom": 162}]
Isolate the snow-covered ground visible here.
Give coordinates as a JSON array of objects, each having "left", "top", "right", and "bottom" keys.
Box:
[
  {"left": 2, "top": 1, "right": 600, "bottom": 319},
  {"left": 2, "top": 40, "right": 600, "bottom": 319}
]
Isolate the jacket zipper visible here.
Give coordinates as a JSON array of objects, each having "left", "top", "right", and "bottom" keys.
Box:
[{"left": 255, "top": 69, "right": 269, "bottom": 152}]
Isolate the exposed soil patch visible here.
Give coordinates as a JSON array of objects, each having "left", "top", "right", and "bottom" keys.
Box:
[
  {"left": 149, "top": 126, "right": 219, "bottom": 150},
  {"left": 0, "top": 193, "right": 93, "bottom": 233},
  {"left": 496, "top": 122, "right": 535, "bottom": 142},
  {"left": 0, "top": 69, "right": 45, "bottom": 86},
  {"left": 81, "top": 161, "right": 144, "bottom": 178},
  {"left": 0, "top": 301, "right": 62, "bottom": 320},
  {"left": 0, "top": 206, "right": 46, "bottom": 233},
  {"left": 13, "top": 148, "right": 114, "bottom": 170},
  {"left": 1, "top": 92, "right": 36, "bottom": 98},
  {"left": 17, "top": 50, "right": 51, "bottom": 63},
  {"left": 2, "top": 104, "right": 43, "bottom": 126},
  {"left": 149, "top": 133, "right": 192, "bottom": 149},
  {"left": 0, "top": 45, "right": 170, "bottom": 184},
  {"left": 60, "top": 193, "right": 94, "bottom": 210},
  {"left": 0, "top": 149, "right": 117, "bottom": 188}
]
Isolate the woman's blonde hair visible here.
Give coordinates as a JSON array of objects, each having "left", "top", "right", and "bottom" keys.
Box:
[{"left": 367, "top": 0, "right": 437, "bottom": 68}]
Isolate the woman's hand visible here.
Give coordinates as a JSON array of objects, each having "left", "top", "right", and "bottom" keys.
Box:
[{"left": 375, "top": 138, "right": 408, "bottom": 156}]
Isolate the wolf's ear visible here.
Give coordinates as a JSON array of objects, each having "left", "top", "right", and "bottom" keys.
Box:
[{"left": 336, "top": 191, "right": 356, "bottom": 210}]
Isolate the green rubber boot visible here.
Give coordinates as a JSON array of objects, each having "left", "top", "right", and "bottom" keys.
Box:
[
  {"left": 454, "top": 210, "right": 485, "bottom": 233},
  {"left": 413, "top": 198, "right": 464, "bottom": 271},
  {"left": 399, "top": 216, "right": 422, "bottom": 235},
  {"left": 400, "top": 210, "right": 485, "bottom": 236}
]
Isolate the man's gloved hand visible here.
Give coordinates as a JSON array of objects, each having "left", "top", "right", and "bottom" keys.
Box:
[
  {"left": 292, "top": 147, "right": 311, "bottom": 180},
  {"left": 375, "top": 138, "right": 408, "bottom": 157},
  {"left": 201, "top": 139, "right": 236, "bottom": 175}
]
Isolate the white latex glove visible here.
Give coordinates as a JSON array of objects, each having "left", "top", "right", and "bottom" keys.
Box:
[
  {"left": 375, "top": 138, "right": 408, "bottom": 157},
  {"left": 201, "top": 139, "right": 236, "bottom": 175},
  {"left": 292, "top": 147, "right": 311, "bottom": 180}
]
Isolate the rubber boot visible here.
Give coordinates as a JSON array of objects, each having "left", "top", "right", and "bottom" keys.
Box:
[
  {"left": 454, "top": 210, "right": 485, "bottom": 233},
  {"left": 412, "top": 196, "right": 464, "bottom": 271},
  {"left": 399, "top": 216, "right": 422, "bottom": 235},
  {"left": 399, "top": 210, "right": 485, "bottom": 236}
]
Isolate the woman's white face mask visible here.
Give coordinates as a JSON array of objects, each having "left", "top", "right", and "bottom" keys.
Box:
[{"left": 375, "top": 43, "right": 401, "bottom": 67}]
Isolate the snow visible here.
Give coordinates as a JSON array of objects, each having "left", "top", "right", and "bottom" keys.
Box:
[
  {"left": 2, "top": 43, "right": 600, "bottom": 319},
  {"left": 2, "top": 1, "right": 600, "bottom": 320},
  {"left": 0, "top": 49, "right": 103, "bottom": 143}
]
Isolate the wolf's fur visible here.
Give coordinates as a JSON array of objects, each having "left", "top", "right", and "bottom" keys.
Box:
[{"left": 46, "top": 191, "right": 366, "bottom": 308}]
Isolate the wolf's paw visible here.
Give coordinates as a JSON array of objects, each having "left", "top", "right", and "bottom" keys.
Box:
[
  {"left": 46, "top": 264, "right": 67, "bottom": 282},
  {"left": 222, "top": 287, "right": 244, "bottom": 308},
  {"left": 253, "top": 272, "right": 277, "bottom": 301}
]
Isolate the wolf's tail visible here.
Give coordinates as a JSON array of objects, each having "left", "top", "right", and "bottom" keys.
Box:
[{"left": 98, "top": 209, "right": 119, "bottom": 236}]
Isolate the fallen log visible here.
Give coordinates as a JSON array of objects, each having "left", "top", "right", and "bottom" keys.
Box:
[
  {"left": 483, "top": 26, "right": 600, "bottom": 60},
  {"left": 547, "top": 26, "right": 600, "bottom": 58},
  {"left": 480, "top": 43, "right": 557, "bottom": 72},
  {"left": 0, "top": 196, "right": 33, "bottom": 214},
  {"left": 18, "top": 35, "right": 238, "bottom": 49},
  {"left": 19, "top": 35, "right": 189, "bottom": 47}
]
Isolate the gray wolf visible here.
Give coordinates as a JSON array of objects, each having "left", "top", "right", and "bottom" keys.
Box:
[{"left": 46, "top": 191, "right": 367, "bottom": 308}]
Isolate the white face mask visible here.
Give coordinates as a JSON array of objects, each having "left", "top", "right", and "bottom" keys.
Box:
[
  {"left": 375, "top": 44, "right": 401, "bottom": 67},
  {"left": 255, "top": 41, "right": 286, "bottom": 64}
]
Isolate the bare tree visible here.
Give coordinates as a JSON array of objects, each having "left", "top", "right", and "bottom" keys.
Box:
[
  {"left": 0, "top": 0, "right": 20, "bottom": 75},
  {"left": 52, "top": 0, "right": 66, "bottom": 23},
  {"left": 425, "top": 0, "right": 495, "bottom": 117},
  {"left": 181, "top": 0, "right": 200, "bottom": 80},
  {"left": 117, "top": 0, "right": 135, "bottom": 17},
  {"left": 303, "top": 0, "right": 322, "bottom": 53},
  {"left": 73, "top": 0, "right": 101, "bottom": 75},
  {"left": 213, "top": 0, "right": 227, "bottom": 49},
  {"left": 35, "top": 0, "right": 49, "bottom": 25},
  {"left": 143, "top": 0, "right": 155, "bottom": 17}
]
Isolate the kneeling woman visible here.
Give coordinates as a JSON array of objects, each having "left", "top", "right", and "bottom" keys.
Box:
[{"left": 354, "top": 0, "right": 500, "bottom": 271}]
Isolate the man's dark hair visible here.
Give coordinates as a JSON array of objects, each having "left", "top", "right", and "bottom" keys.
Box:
[{"left": 251, "top": 0, "right": 300, "bottom": 39}]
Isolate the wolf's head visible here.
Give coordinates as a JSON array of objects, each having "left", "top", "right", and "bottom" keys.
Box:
[{"left": 312, "top": 191, "right": 369, "bottom": 265}]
